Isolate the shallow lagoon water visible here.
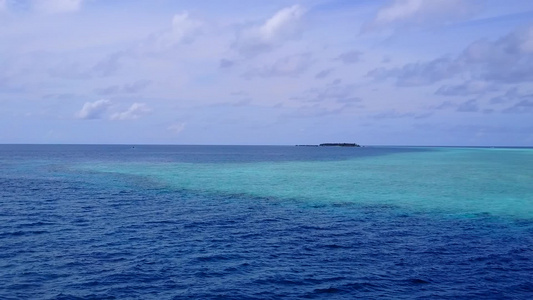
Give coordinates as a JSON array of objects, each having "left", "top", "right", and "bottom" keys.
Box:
[
  {"left": 83, "top": 146, "right": 533, "bottom": 219},
  {"left": 1, "top": 145, "right": 532, "bottom": 299}
]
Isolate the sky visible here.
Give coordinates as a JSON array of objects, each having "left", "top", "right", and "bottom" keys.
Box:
[{"left": 1, "top": 0, "right": 532, "bottom": 146}]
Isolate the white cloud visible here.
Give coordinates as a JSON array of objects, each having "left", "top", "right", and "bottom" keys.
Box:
[
  {"left": 33, "top": 0, "right": 83, "bottom": 14},
  {"left": 171, "top": 12, "right": 202, "bottom": 41},
  {"left": 167, "top": 122, "right": 186, "bottom": 134},
  {"left": 76, "top": 99, "right": 111, "bottom": 120},
  {"left": 375, "top": 0, "right": 425, "bottom": 24},
  {"left": 143, "top": 12, "right": 203, "bottom": 52},
  {"left": 110, "top": 103, "right": 151, "bottom": 120},
  {"left": 234, "top": 5, "right": 306, "bottom": 56},
  {"left": 365, "top": 0, "right": 476, "bottom": 31},
  {"left": 260, "top": 5, "right": 305, "bottom": 41}
]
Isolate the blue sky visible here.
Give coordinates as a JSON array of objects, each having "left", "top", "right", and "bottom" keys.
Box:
[{"left": 1, "top": 0, "right": 532, "bottom": 145}]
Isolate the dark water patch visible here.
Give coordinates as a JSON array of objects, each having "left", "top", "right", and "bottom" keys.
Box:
[
  {"left": 0, "top": 144, "right": 434, "bottom": 164},
  {"left": 407, "top": 278, "right": 431, "bottom": 284},
  {"left": 321, "top": 244, "right": 351, "bottom": 249}
]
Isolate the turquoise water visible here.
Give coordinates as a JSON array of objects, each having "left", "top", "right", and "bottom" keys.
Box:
[{"left": 81, "top": 147, "right": 533, "bottom": 219}]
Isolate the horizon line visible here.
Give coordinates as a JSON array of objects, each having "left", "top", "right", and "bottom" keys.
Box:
[{"left": 0, "top": 143, "right": 532, "bottom": 148}]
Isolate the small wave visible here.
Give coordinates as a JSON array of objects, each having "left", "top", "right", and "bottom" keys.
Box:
[{"left": 0, "top": 230, "right": 49, "bottom": 238}]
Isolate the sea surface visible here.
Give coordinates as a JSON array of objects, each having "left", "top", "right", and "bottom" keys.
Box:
[{"left": 0, "top": 145, "right": 532, "bottom": 299}]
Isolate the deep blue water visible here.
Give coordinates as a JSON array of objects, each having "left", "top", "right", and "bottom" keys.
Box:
[{"left": 0, "top": 145, "right": 532, "bottom": 299}]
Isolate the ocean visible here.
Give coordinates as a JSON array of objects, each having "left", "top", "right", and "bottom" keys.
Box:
[{"left": 0, "top": 145, "right": 532, "bottom": 299}]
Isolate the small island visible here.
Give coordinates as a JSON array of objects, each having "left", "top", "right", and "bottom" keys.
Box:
[
  {"left": 319, "top": 143, "right": 360, "bottom": 147},
  {"left": 296, "top": 143, "right": 361, "bottom": 147}
]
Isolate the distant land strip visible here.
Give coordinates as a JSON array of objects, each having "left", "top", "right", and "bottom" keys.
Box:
[{"left": 296, "top": 143, "right": 361, "bottom": 147}]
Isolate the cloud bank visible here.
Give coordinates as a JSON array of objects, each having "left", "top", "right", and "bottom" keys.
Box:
[
  {"left": 368, "top": 25, "right": 533, "bottom": 86},
  {"left": 2, "top": 0, "right": 531, "bottom": 146}
]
